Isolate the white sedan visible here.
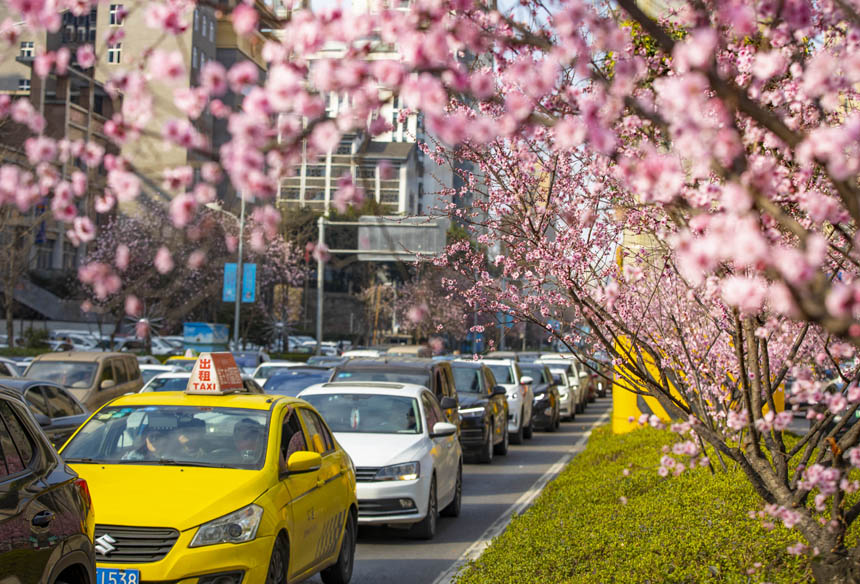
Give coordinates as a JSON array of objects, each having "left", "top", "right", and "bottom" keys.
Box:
[
  {"left": 300, "top": 381, "right": 462, "bottom": 539},
  {"left": 482, "top": 358, "right": 534, "bottom": 444}
]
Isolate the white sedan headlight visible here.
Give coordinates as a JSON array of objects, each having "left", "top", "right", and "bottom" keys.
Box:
[
  {"left": 374, "top": 462, "right": 420, "bottom": 481},
  {"left": 190, "top": 504, "right": 263, "bottom": 547}
]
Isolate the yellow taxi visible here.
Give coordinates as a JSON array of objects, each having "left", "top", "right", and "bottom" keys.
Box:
[
  {"left": 165, "top": 355, "right": 199, "bottom": 372},
  {"left": 58, "top": 353, "right": 358, "bottom": 584}
]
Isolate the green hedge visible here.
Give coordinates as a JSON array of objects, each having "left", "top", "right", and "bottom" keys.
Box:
[{"left": 456, "top": 425, "right": 813, "bottom": 584}]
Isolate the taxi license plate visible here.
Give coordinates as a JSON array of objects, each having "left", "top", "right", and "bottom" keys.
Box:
[{"left": 96, "top": 568, "right": 140, "bottom": 584}]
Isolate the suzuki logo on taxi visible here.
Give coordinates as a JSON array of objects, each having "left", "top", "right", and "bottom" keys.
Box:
[{"left": 95, "top": 533, "right": 117, "bottom": 556}]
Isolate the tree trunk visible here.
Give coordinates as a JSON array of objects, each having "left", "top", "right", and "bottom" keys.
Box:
[{"left": 811, "top": 550, "right": 860, "bottom": 584}]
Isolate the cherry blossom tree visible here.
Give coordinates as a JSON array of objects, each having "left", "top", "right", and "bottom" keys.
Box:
[{"left": 6, "top": 0, "right": 860, "bottom": 578}]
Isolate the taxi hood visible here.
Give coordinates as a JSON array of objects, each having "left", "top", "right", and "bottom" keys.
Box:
[
  {"left": 70, "top": 464, "right": 272, "bottom": 531},
  {"left": 334, "top": 433, "right": 426, "bottom": 468}
]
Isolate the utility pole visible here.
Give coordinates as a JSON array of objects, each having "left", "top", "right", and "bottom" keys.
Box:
[{"left": 315, "top": 215, "right": 325, "bottom": 355}]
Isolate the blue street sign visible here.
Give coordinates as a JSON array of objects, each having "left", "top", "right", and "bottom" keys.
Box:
[
  {"left": 223, "top": 263, "right": 257, "bottom": 303},
  {"left": 223, "top": 263, "right": 237, "bottom": 302},
  {"left": 242, "top": 263, "right": 256, "bottom": 303},
  {"left": 497, "top": 311, "right": 514, "bottom": 329}
]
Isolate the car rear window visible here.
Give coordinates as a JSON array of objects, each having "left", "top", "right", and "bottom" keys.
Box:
[{"left": 334, "top": 370, "right": 430, "bottom": 387}]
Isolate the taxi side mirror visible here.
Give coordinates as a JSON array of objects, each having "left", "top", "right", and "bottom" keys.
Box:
[{"left": 287, "top": 451, "right": 322, "bottom": 474}]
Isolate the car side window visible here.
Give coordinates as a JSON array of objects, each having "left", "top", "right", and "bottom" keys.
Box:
[
  {"left": 0, "top": 402, "right": 34, "bottom": 476},
  {"left": 298, "top": 408, "right": 333, "bottom": 454},
  {"left": 0, "top": 362, "right": 11, "bottom": 376},
  {"left": 434, "top": 371, "right": 445, "bottom": 401},
  {"left": 24, "top": 387, "right": 51, "bottom": 417},
  {"left": 114, "top": 359, "right": 130, "bottom": 384},
  {"left": 99, "top": 360, "right": 116, "bottom": 388},
  {"left": 308, "top": 410, "right": 334, "bottom": 451},
  {"left": 126, "top": 358, "right": 141, "bottom": 380},
  {"left": 484, "top": 368, "right": 497, "bottom": 393},
  {"left": 43, "top": 385, "right": 83, "bottom": 417},
  {"left": 280, "top": 409, "right": 307, "bottom": 471},
  {"left": 421, "top": 393, "right": 442, "bottom": 432}
]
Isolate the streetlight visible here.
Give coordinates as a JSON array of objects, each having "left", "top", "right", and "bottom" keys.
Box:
[{"left": 206, "top": 196, "right": 246, "bottom": 350}]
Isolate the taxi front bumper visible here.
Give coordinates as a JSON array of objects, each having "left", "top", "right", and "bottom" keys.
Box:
[
  {"left": 356, "top": 478, "right": 428, "bottom": 526},
  {"left": 97, "top": 530, "right": 273, "bottom": 584}
]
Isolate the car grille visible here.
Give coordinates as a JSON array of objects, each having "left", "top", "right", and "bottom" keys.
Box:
[
  {"left": 358, "top": 498, "right": 418, "bottom": 517},
  {"left": 355, "top": 467, "right": 381, "bottom": 482},
  {"left": 94, "top": 524, "right": 179, "bottom": 563},
  {"left": 460, "top": 428, "right": 484, "bottom": 441}
]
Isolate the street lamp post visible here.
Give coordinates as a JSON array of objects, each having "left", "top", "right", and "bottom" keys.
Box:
[{"left": 206, "top": 195, "right": 246, "bottom": 350}]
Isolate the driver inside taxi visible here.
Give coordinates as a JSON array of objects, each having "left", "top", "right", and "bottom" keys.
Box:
[
  {"left": 234, "top": 418, "right": 264, "bottom": 461},
  {"left": 122, "top": 425, "right": 175, "bottom": 461}
]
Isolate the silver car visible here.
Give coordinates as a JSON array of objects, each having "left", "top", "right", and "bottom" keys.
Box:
[{"left": 482, "top": 358, "right": 534, "bottom": 443}]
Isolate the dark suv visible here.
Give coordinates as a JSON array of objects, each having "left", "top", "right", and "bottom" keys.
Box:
[
  {"left": 518, "top": 363, "right": 561, "bottom": 431},
  {"left": 330, "top": 358, "right": 460, "bottom": 426},
  {"left": 0, "top": 387, "right": 96, "bottom": 584}
]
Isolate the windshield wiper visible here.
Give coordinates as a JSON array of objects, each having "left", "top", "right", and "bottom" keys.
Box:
[
  {"left": 62, "top": 457, "right": 98, "bottom": 463},
  {"left": 122, "top": 458, "right": 233, "bottom": 468}
]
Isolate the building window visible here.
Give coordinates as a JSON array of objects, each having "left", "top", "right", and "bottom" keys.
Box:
[
  {"left": 202, "top": 15, "right": 207, "bottom": 34},
  {"left": 109, "top": 4, "right": 124, "bottom": 25},
  {"left": 19, "top": 42, "right": 34, "bottom": 57},
  {"left": 357, "top": 166, "right": 375, "bottom": 179},
  {"left": 200, "top": 53, "right": 206, "bottom": 69},
  {"left": 62, "top": 241, "right": 77, "bottom": 271},
  {"left": 194, "top": 9, "right": 199, "bottom": 31},
  {"left": 35, "top": 239, "right": 55, "bottom": 270},
  {"left": 209, "top": 21, "right": 215, "bottom": 41},
  {"left": 107, "top": 43, "right": 122, "bottom": 64},
  {"left": 192, "top": 47, "right": 198, "bottom": 68},
  {"left": 306, "top": 165, "right": 325, "bottom": 177},
  {"left": 336, "top": 142, "right": 352, "bottom": 155},
  {"left": 17, "top": 78, "right": 30, "bottom": 92}
]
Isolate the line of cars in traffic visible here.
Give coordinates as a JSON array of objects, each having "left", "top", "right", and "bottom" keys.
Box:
[{"left": 0, "top": 347, "right": 609, "bottom": 584}]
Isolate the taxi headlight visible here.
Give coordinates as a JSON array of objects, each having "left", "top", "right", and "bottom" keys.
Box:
[
  {"left": 190, "top": 504, "right": 263, "bottom": 548},
  {"left": 374, "top": 462, "right": 420, "bottom": 481}
]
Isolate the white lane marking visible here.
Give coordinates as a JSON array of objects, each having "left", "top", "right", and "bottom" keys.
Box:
[{"left": 431, "top": 409, "right": 612, "bottom": 584}]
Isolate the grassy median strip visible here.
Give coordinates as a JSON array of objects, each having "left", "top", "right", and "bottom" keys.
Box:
[{"left": 456, "top": 424, "right": 811, "bottom": 584}]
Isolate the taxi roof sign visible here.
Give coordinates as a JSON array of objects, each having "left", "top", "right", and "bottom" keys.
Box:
[{"left": 186, "top": 352, "right": 244, "bottom": 395}]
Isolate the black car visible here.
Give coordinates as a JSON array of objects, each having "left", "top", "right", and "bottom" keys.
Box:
[
  {"left": 330, "top": 358, "right": 460, "bottom": 427},
  {"left": 0, "top": 387, "right": 96, "bottom": 584},
  {"left": 451, "top": 361, "right": 509, "bottom": 463},
  {"left": 519, "top": 363, "right": 560, "bottom": 431},
  {"left": 0, "top": 379, "right": 89, "bottom": 447},
  {"left": 264, "top": 366, "right": 333, "bottom": 396}
]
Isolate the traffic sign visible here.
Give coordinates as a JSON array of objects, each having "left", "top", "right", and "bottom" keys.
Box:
[{"left": 223, "top": 263, "right": 257, "bottom": 303}]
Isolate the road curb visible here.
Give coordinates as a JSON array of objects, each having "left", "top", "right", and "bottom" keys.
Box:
[{"left": 430, "top": 408, "right": 612, "bottom": 584}]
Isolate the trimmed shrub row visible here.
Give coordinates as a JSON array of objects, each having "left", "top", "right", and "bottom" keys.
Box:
[{"left": 455, "top": 425, "right": 812, "bottom": 584}]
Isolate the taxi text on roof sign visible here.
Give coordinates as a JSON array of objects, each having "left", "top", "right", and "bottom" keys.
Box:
[{"left": 186, "top": 352, "right": 244, "bottom": 395}]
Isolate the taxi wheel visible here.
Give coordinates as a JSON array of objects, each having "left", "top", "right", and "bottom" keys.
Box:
[
  {"left": 265, "top": 534, "right": 289, "bottom": 584},
  {"left": 412, "top": 476, "right": 437, "bottom": 540},
  {"left": 321, "top": 512, "right": 356, "bottom": 584}
]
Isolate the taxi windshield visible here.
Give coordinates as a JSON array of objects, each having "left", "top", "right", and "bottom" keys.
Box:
[
  {"left": 25, "top": 361, "right": 98, "bottom": 388},
  {"left": 62, "top": 405, "right": 270, "bottom": 469},
  {"left": 302, "top": 393, "right": 422, "bottom": 434}
]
